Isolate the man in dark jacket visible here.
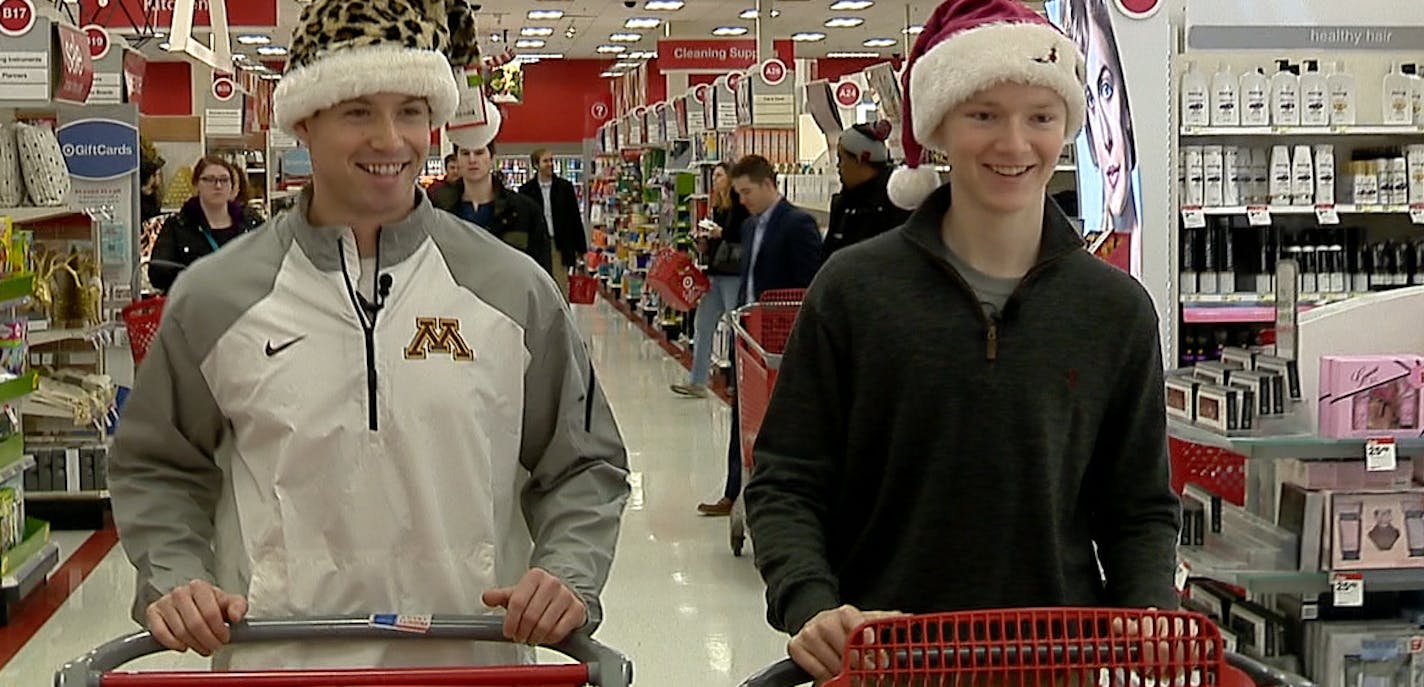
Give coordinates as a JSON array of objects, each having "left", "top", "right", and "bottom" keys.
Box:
[
  {"left": 821, "top": 121, "right": 911, "bottom": 261},
  {"left": 518, "top": 149, "right": 587, "bottom": 296},
  {"left": 698, "top": 154, "right": 822, "bottom": 516},
  {"left": 431, "top": 143, "right": 553, "bottom": 275}
]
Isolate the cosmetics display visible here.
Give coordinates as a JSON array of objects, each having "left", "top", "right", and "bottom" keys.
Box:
[
  {"left": 1319, "top": 355, "right": 1424, "bottom": 439},
  {"left": 1306, "top": 622, "right": 1424, "bottom": 687}
]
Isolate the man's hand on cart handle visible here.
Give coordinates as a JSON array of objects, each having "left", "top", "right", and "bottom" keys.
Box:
[
  {"left": 145, "top": 580, "right": 249, "bottom": 657},
  {"left": 788, "top": 605, "right": 907, "bottom": 685},
  {"left": 481, "top": 567, "right": 588, "bottom": 646}
]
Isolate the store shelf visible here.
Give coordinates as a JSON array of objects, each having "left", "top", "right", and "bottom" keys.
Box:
[
  {"left": 0, "top": 273, "right": 34, "bottom": 308},
  {"left": 0, "top": 205, "right": 84, "bottom": 224},
  {"left": 24, "top": 489, "right": 109, "bottom": 501},
  {"left": 1183, "top": 548, "right": 1424, "bottom": 596},
  {"left": 1, "top": 519, "right": 51, "bottom": 580},
  {"left": 20, "top": 400, "right": 75, "bottom": 420},
  {"left": 28, "top": 324, "right": 108, "bottom": 346},
  {"left": 1181, "top": 124, "right": 1424, "bottom": 137},
  {"left": 1180, "top": 292, "right": 1362, "bottom": 323},
  {"left": 1197, "top": 204, "right": 1413, "bottom": 216},
  {"left": 0, "top": 371, "right": 37, "bottom": 405},
  {"left": 0, "top": 453, "right": 32, "bottom": 486},
  {"left": 1169, "top": 418, "right": 1424, "bottom": 460}
]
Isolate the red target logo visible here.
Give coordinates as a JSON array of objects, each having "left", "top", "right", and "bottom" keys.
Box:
[{"left": 1113, "top": 0, "right": 1162, "bottom": 19}]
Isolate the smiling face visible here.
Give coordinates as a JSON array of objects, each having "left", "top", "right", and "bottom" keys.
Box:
[
  {"left": 295, "top": 93, "right": 432, "bottom": 225},
  {"left": 1084, "top": 23, "right": 1129, "bottom": 215},
  {"left": 935, "top": 81, "right": 1068, "bottom": 216}
]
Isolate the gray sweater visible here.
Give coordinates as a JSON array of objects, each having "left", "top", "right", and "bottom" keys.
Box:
[{"left": 745, "top": 184, "right": 1181, "bottom": 634}]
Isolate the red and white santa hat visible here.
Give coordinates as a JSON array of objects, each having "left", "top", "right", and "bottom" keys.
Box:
[{"left": 888, "top": 0, "right": 1087, "bottom": 209}]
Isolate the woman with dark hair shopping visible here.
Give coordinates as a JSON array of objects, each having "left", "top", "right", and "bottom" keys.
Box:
[{"left": 148, "top": 156, "right": 262, "bottom": 292}]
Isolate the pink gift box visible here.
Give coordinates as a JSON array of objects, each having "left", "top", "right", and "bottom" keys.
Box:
[{"left": 1318, "top": 355, "right": 1424, "bottom": 439}]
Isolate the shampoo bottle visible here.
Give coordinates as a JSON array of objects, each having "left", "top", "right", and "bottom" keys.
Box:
[
  {"left": 1223, "top": 146, "right": 1243, "bottom": 206},
  {"left": 1181, "top": 60, "right": 1210, "bottom": 127},
  {"left": 1240, "top": 67, "right": 1272, "bottom": 126},
  {"left": 1326, "top": 61, "right": 1357, "bottom": 126},
  {"left": 1210, "top": 63, "right": 1240, "bottom": 126},
  {"left": 1269, "top": 145, "right": 1293, "bottom": 205},
  {"left": 1270, "top": 59, "right": 1300, "bottom": 126},
  {"left": 1404, "top": 64, "right": 1424, "bottom": 126},
  {"left": 1299, "top": 60, "right": 1329, "bottom": 126},
  {"left": 1314, "top": 144, "right": 1336, "bottom": 206},
  {"left": 1291, "top": 145, "right": 1314, "bottom": 205},
  {"left": 1384, "top": 62, "right": 1413, "bottom": 125},
  {"left": 1203, "top": 145, "right": 1225, "bottom": 207}
]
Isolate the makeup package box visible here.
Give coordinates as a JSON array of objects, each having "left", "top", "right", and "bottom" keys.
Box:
[
  {"left": 1329, "top": 489, "right": 1424, "bottom": 571},
  {"left": 1305, "top": 621, "right": 1424, "bottom": 687},
  {"left": 1166, "top": 373, "right": 1201, "bottom": 422},
  {"left": 1281, "top": 458, "right": 1415, "bottom": 491},
  {"left": 1319, "top": 355, "right": 1424, "bottom": 439}
]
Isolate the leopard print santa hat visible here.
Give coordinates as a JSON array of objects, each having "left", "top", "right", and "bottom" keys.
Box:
[{"left": 272, "top": 0, "right": 501, "bottom": 149}]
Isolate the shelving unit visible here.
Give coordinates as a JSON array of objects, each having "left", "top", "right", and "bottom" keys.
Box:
[{"left": 1183, "top": 125, "right": 1424, "bottom": 137}]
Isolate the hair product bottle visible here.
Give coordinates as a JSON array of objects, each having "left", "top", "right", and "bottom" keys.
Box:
[
  {"left": 1270, "top": 59, "right": 1301, "bottom": 126},
  {"left": 1292, "top": 145, "right": 1314, "bottom": 205},
  {"left": 1210, "top": 63, "right": 1240, "bottom": 126},
  {"left": 1326, "top": 61, "right": 1357, "bottom": 126},
  {"left": 1181, "top": 60, "right": 1210, "bottom": 127},
  {"left": 1240, "top": 68, "right": 1272, "bottom": 127},
  {"left": 1314, "top": 144, "right": 1336, "bottom": 206},
  {"left": 1384, "top": 62, "right": 1413, "bottom": 125},
  {"left": 1299, "top": 60, "right": 1330, "bottom": 126}
]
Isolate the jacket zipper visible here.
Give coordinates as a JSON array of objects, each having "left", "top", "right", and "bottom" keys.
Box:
[
  {"left": 923, "top": 245, "right": 1077, "bottom": 362},
  {"left": 338, "top": 237, "right": 382, "bottom": 431}
]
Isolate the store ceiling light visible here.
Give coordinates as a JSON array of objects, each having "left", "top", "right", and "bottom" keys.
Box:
[
  {"left": 596, "top": 44, "right": 627, "bottom": 53},
  {"left": 826, "top": 51, "right": 881, "bottom": 58},
  {"left": 527, "top": 9, "right": 564, "bottom": 20},
  {"left": 791, "top": 32, "right": 827, "bottom": 42},
  {"left": 601, "top": 71, "right": 623, "bottom": 78},
  {"left": 903, "top": 24, "right": 925, "bottom": 34},
  {"left": 739, "top": 8, "right": 781, "bottom": 19},
  {"left": 625, "top": 17, "right": 661, "bottom": 29},
  {"left": 628, "top": 51, "right": 658, "bottom": 59},
  {"left": 515, "top": 39, "right": 546, "bottom": 48},
  {"left": 863, "top": 38, "right": 896, "bottom": 47},
  {"left": 830, "top": 0, "right": 874, "bottom": 9},
  {"left": 610, "top": 32, "right": 642, "bottom": 42},
  {"left": 518, "top": 52, "right": 565, "bottom": 60},
  {"left": 712, "top": 26, "right": 749, "bottom": 36},
  {"left": 256, "top": 46, "right": 289, "bottom": 56},
  {"left": 521, "top": 26, "right": 555, "bottom": 37},
  {"left": 236, "top": 34, "right": 270, "bottom": 45},
  {"left": 645, "top": 0, "right": 684, "bottom": 9},
  {"left": 824, "top": 17, "right": 865, "bottom": 28},
  {"left": 232, "top": 53, "right": 248, "bottom": 61}
]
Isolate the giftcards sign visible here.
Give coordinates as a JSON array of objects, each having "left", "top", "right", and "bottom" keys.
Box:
[{"left": 57, "top": 118, "right": 139, "bottom": 181}]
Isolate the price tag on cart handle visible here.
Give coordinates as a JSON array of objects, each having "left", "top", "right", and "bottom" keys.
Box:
[
  {"left": 1315, "top": 204, "right": 1340, "bottom": 225},
  {"left": 1181, "top": 206, "right": 1206, "bottom": 229},
  {"left": 1331, "top": 572, "right": 1364, "bottom": 607},
  {"left": 1366, "top": 438, "right": 1398, "bottom": 472},
  {"left": 1247, "top": 205, "right": 1272, "bottom": 226}
]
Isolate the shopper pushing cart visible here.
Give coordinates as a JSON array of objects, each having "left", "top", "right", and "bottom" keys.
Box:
[
  {"left": 743, "top": 0, "right": 1181, "bottom": 682},
  {"left": 108, "top": 0, "right": 630, "bottom": 673}
]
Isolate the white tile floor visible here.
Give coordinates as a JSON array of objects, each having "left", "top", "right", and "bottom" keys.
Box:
[{"left": 1, "top": 299, "right": 790, "bottom": 686}]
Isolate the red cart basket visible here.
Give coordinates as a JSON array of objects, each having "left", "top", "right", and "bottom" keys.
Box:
[
  {"left": 121, "top": 296, "right": 166, "bottom": 368},
  {"left": 726, "top": 288, "right": 806, "bottom": 557},
  {"left": 738, "top": 608, "right": 1315, "bottom": 687},
  {"left": 56, "top": 615, "right": 632, "bottom": 687}
]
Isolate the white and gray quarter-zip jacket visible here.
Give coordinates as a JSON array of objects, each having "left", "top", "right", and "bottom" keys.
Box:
[{"left": 109, "top": 188, "right": 631, "bottom": 670}]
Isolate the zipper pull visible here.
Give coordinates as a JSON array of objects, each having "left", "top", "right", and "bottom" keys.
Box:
[{"left": 986, "top": 322, "right": 999, "bottom": 361}]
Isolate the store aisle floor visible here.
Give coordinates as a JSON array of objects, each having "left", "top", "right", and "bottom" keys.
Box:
[{"left": 0, "top": 298, "right": 789, "bottom": 686}]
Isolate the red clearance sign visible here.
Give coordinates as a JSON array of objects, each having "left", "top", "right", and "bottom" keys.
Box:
[
  {"left": 54, "top": 23, "right": 96, "bottom": 104},
  {"left": 657, "top": 38, "right": 795, "bottom": 71},
  {"left": 78, "top": 0, "right": 277, "bottom": 29}
]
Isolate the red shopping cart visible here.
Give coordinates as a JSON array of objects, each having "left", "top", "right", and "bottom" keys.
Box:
[
  {"left": 726, "top": 288, "right": 806, "bottom": 557},
  {"left": 120, "top": 297, "right": 165, "bottom": 367},
  {"left": 737, "top": 608, "right": 1315, "bottom": 687},
  {"left": 56, "top": 615, "right": 633, "bottom": 687}
]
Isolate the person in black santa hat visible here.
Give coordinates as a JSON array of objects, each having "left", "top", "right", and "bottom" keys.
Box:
[
  {"left": 744, "top": 0, "right": 1181, "bottom": 680},
  {"left": 820, "top": 120, "right": 912, "bottom": 261}
]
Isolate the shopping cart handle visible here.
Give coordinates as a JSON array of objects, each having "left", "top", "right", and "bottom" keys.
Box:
[
  {"left": 55, "top": 615, "right": 634, "bottom": 687},
  {"left": 737, "top": 658, "right": 809, "bottom": 687}
]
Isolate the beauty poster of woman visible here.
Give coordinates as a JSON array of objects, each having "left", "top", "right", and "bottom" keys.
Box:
[{"left": 1049, "top": 0, "right": 1143, "bottom": 274}]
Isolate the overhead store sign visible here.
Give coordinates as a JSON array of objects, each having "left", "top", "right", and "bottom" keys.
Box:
[
  {"left": 121, "top": 48, "right": 146, "bottom": 105},
  {"left": 57, "top": 118, "right": 139, "bottom": 181},
  {"left": 77, "top": 0, "right": 277, "bottom": 29},
  {"left": 54, "top": 22, "right": 96, "bottom": 104},
  {"left": 0, "top": 0, "right": 36, "bottom": 37},
  {"left": 0, "top": 5, "right": 47, "bottom": 100},
  {"left": 657, "top": 39, "right": 795, "bottom": 71}
]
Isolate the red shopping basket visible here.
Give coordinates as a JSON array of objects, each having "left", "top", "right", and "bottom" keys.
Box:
[
  {"left": 732, "top": 289, "right": 806, "bottom": 471},
  {"left": 569, "top": 273, "right": 599, "bottom": 305},
  {"left": 121, "top": 297, "right": 166, "bottom": 367},
  {"left": 647, "top": 247, "right": 710, "bottom": 311}
]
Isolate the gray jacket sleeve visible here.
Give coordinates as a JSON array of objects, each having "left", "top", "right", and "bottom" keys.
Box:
[
  {"left": 109, "top": 290, "right": 226, "bottom": 623},
  {"left": 517, "top": 281, "right": 630, "bottom": 629}
]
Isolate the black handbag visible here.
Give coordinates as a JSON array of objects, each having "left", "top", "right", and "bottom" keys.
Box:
[{"left": 711, "top": 240, "right": 744, "bottom": 274}]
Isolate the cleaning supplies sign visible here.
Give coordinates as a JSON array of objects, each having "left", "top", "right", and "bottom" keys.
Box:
[{"left": 56, "top": 118, "right": 139, "bottom": 181}]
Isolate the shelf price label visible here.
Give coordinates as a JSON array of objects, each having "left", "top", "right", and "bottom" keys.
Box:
[
  {"left": 1246, "top": 205, "right": 1272, "bottom": 226},
  {"left": 1315, "top": 204, "right": 1340, "bottom": 225},
  {"left": 1366, "top": 437, "right": 1398, "bottom": 472},
  {"left": 1411, "top": 203, "right": 1424, "bottom": 225},
  {"left": 1174, "top": 559, "right": 1190, "bottom": 592},
  {"left": 1182, "top": 206, "right": 1206, "bottom": 229},
  {"left": 1331, "top": 572, "right": 1364, "bottom": 607}
]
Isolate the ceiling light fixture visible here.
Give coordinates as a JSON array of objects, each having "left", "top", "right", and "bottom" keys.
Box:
[
  {"left": 791, "top": 32, "right": 827, "bottom": 42},
  {"left": 596, "top": 44, "right": 627, "bottom": 53},
  {"left": 903, "top": 24, "right": 925, "bottom": 34},
  {"left": 518, "top": 52, "right": 565, "bottom": 60},
  {"left": 625, "top": 17, "right": 661, "bottom": 29},
  {"left": 231, "top": 53, "right": 248, "bottom": 61},
  {"left": 825, "top": 51, "right": 881, "bottom": 58},
  {"left": 489, "top": 32, "right": 502, "bottom": 42},
  {"left": 739, "top": 8, "right": 781, "bottom": 19},
  {"left": 235, "top": 34, "right": 270, "bottom": 45},
  {"left": 645, "top": 0, "right": 684, "bottom": 9},
  {"left": 863, "top": 38, "right": 896, "bottom": 47},
  {"left": 601, "top": 71, "right": 623, "bottom": 78},
  {"left": 628, "top": 51, "right": 658, "bottom": 59},
  {"left": 830, "top": 0, "right": 874, "bottom": 9},
  {"left": 610, "top": 32, "right": 642, "bottom": 42},
  {"left": 256, "top": 46, "right": 289, "bottom": 56},
  {"left": 527, "top": 9, "right": 564, "bottom": 20},
  {"left": 521, "top": 26, "right": 555, "bottom": 37},
  {"left": 824, "top": 17, "right": 865, "bottom": 28},
  {"left": 712, "top": 26, "right": 749, "bottom": 36},
  {"left": 515, "top": 39, "right": 546, "bottom": 48}
]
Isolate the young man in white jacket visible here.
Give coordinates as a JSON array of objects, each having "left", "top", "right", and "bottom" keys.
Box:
[{"left": 110, "top": 0, "right": 630, "bottom": 670}]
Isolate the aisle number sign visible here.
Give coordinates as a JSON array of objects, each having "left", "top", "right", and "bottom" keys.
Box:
[
  {"left": 0, "top": 0, "right": 47, "bottom": 101},
  {"left": 213, "top": 74, "right": 237, "bottom": 101},
  {"left": 835, "top": 81, "right": 861, "bottom": 108},
  {"left": 0, "top": 0, "right": 35, "bottom": 37}
]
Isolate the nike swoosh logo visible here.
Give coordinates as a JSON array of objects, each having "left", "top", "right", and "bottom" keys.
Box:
[{"left": 265, "top": 336, "right": 307, "bottom": 357}]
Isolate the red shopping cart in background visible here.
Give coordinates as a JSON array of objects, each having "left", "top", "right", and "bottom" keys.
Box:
[
  {"left": 737, "top": 608, "right": 1315, "bottom": 687},
  {"left": 120, "top": 297, "right": 165, "bottom": 367},
  {"left": 726, "top": 288, "right": 806, "bottom": 557},
  {"left": 56, "top": 615, "right": 632, "bottom": 687},
  {"left": 646, "top": 247, "right": 710, "bottom": 311}
]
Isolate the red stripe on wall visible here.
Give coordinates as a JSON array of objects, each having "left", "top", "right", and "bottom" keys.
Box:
[{"left": 141, "top": 61, "right": 193, "bottom": 116}]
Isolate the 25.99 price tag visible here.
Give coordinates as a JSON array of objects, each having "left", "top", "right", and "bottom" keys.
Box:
[
  {"left": 1331, "top": 572, "right": 1364, "bottom": 607},
  {"left": 1366, "top": 437, "right": 1398, "bottom": 472}
]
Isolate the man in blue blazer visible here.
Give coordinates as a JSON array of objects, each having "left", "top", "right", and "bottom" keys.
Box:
[{"left": 699, "top": 154, "right": 823, "bottom": 516}]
